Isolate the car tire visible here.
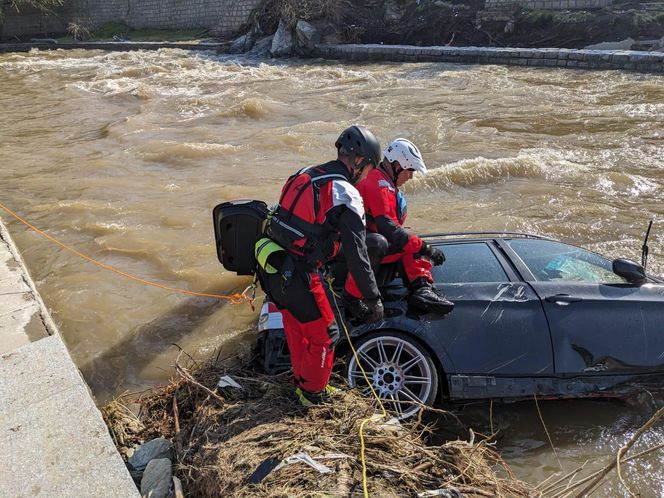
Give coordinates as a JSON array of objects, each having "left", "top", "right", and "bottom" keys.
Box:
[{"left": 345, "top": 331, "right": 438, "bottom": 420}]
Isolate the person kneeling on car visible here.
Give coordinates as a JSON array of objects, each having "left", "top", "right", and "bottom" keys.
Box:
[{"left": 344, "top": 138, "right": 454, "bottom": 317}]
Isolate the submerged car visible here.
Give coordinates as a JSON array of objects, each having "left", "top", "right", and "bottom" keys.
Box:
[{"left": 257, "top": 232, "right": 664, "bottom": 419}]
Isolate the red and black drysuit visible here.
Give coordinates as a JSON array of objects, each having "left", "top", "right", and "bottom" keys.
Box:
[
  {"left": 345, "top": 165, "right": 432, "bottom": 298},
  {"left": 259, "top": 160, "right": 380, "bottom": 393}
]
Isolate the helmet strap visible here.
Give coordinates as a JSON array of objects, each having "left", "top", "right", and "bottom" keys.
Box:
[{"left": 388, "top": 161, "right": 401, "bottom": 185}]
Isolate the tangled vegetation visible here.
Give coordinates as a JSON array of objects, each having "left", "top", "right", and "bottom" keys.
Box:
[
  {"left": 103, "top": 349, "right": 664, "bottom": 497},
  {"left": 104, "top": 352, "right": 534, "bottom": 497},
  {"left": 239, "top": 0, "right": 664, "bottom": 49}
]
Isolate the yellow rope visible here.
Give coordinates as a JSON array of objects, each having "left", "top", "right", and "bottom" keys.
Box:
[
  {"left": 0, "top": 201, "right": 251, "bottom": 305},
  {"left": 328, "top": 276, "right": 388, "bottom": 498}
]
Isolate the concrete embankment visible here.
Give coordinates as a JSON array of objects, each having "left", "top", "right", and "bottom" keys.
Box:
[
  {"left": 0, "top": 218, "right": 138, "bottom": 497},
  {"left": 313, "top": 44, "right": 664, "bottom": 73},
  {"left": 2, "top": 40, "right": 663, "bottom": 74}
]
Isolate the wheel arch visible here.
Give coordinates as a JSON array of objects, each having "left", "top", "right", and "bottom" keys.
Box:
[{"left": 338, "top": 327, "right": 452, "bottom": 403}]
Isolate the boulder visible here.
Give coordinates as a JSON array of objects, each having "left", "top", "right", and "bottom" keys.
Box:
[
  {"left": 228, "top": 33, "right": 255, "bottom": 54},
  {"left": 173, "top": 476, "right": 185, "bottom": 498},
  {"left": 270, "top": 20, "right": 295, "bottom": 57},
  {"left": 246, "top": 35, "right": 274, "bottom": 58},
  {"left": 128, "top": 438, "right": 173, "bottom": 472},
  {"left": 296, "top": 20, "right": 321, "bottom": 55},
  {"left": 140, "top": 458, "right": 173, "bottom": 498}
]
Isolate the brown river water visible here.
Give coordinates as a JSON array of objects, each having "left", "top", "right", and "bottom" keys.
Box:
[{"left": 1, "top": 48, "right": 663, "bottom": 494}]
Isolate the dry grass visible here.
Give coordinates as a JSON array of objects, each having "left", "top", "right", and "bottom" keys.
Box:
[
  {"left": 66, "top": 17, "right": 92, "bottom": 41},
  {"left": 104, "top": 353, "right": 533, "bottom": 497},
  {"left": 241, "top": 0, "right": 355, "bottom": 39}
]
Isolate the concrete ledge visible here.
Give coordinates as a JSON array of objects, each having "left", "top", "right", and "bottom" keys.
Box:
[
  {"left": 313, "top": 44, "right": 664, "bottom": 73},
  {"left": 0, "top": 337, "right": 140, "bottom": 497},
  {"left": 0, "top": 217, "right": 139, "bottom": 498},
  {"left": 0, "top": 40, "right": 225, "bottom": 53},
  {"left": 0, "top": 219, "right": 55, "bottom": 353}
]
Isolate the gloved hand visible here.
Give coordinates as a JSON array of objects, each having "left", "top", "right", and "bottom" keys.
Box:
[
  {"left": 420, "top": 242, "right": 445, "bottom": 266},
  {"left": 365, "top": 298, "right": 384, "bottom": 323}
]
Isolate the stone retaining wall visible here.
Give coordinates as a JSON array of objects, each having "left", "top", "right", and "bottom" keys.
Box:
[
  {"left": 484, "top": 0, "right": 612, "bottom": 9},
  {"left": 1, "top": 0, "right": 261, "bottom": 39},
  {"left": 314, "top": 44, "right": 664, "bottom": 73}
]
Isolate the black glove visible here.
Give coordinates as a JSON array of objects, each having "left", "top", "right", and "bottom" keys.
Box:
[
  {"left": 365, "top": 298, "right": 384, "bottom": 323},
  {"left": 420, "top": 242, "right": 445, "bottom": 266}
]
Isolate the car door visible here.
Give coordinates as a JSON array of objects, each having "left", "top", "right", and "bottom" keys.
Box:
[
  {"left": 429, "top": 241, "right": 554, "bottom": 380},
  {"left": 501, "top": 238, "right": 657, "bottom": 375}
]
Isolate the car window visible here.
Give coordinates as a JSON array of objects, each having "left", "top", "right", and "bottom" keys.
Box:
[
  {"left": 431, "top": 242, "right": 509, "bottom": 284},
  {"left": 506, "top": 239, "right": 626, "bottom": 283}
]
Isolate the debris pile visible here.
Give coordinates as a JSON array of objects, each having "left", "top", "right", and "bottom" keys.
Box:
[{"left": 104, "top": 355, "right": 534, "bottom": 497}]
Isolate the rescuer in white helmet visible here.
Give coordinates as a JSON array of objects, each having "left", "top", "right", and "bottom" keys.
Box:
[{"left": 344, "top": 138, "right": 454, "bottom": 316}]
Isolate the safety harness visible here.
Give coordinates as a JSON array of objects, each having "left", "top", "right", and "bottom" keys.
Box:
[{"left": 256, "top": 161, "right": 349, "bottom": 276}]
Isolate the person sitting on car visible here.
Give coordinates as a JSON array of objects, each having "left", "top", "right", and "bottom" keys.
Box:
[{"left": 344, "top": 138, "right": 454, "bottom": 317}]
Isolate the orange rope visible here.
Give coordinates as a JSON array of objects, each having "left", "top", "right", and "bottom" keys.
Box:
[{"left": 0, "top": 201, "right": 250, "bottom": 305}]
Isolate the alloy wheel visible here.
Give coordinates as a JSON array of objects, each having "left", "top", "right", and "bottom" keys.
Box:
[{"left": 346, "top": 332, "right": 438, "bottom": 420}]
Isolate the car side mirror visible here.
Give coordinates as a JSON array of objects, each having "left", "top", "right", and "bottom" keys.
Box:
[{"left": 613, "top": 258, "right": 646, "bottom": 285}]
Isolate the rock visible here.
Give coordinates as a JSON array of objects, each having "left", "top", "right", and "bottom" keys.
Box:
[
  {"left": 246, "top": 36, "right": 273, "bottom": 58},
  {"left": 140, "top": 458, "right": 172, "bottom": 498},
  {"left": 128, "top": 438, "right": 173, "bottom": 472},
  {"left": 270, "top": 20, "right": 295, "bottom": 58},
  {"left": 172, "top": 476, "right": 185, "bottom": 498},
  {"left": 295, "top": 20, "right": 320, "bottom": 55},
  {"left": 228, "top": 33, "right": 254, "bottom": 54}
]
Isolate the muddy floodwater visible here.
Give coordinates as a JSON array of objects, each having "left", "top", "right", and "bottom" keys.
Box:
[{"left": 1, "top": 48, "right": 663, "bottom": 494}]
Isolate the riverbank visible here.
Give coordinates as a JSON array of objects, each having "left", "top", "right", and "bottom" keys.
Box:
[
  {"left": 105, "top": 353, "right": 664, "bottom": 497},
  {"left": 0, "top": 216, "right": 138, "bottom": 497},
  {"left": 3, "top": 0, "right": 663, "bottom": 51},
  {"left": 104, "top": 354, "right": 535, "bottom": 497}
]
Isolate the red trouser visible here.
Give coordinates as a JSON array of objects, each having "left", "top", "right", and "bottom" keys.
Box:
[
  {"left": 279, "top": 273, "right": 337, "bottom": 393},
  {"left": 345, "top": 251, "right": 433, "bottom": 298}
]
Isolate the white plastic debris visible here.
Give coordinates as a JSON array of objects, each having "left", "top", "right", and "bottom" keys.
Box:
[
  {"left": 217, "top": 375, "right": 242, "bottom": 389},
  {"left": 275, "top": 452, "right": 333, "bottom": 474},
  {"left": 418, "top": 489, "right": 462, "bottom": 498}
]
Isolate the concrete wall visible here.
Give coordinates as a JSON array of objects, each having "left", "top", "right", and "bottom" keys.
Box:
[
  {"left": 314, "top": 43, "right": 664, "bottom": 73},
  {"left": 1, "top": 0, "right": 261, "bottom": 39},
  {"left": 484, "top": 0, "right": 612, "bottom": 9}
]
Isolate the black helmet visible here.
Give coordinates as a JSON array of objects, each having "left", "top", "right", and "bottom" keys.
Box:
[{"left": 335, "top": 125, "right": 381, "bottom": 170}]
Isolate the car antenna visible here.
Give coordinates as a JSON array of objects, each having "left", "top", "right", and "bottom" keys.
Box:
[{"left": 641, "top": 220, "right": 653, "bottom": 270}]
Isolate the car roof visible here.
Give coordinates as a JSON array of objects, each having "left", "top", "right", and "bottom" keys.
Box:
[{"left": 420, "top": 231, "right": 554, "bottom": 243}]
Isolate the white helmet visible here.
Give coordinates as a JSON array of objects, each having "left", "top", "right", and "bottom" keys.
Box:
[{"left": 383, "top": 138, "right": 427, "bottom": 174}]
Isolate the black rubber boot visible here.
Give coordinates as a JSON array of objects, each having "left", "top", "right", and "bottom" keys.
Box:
[
  {"left": 343, "top": 293, "right": 370, "bottom": 321},
  {"left": 408, "top": 278, "right": 454, "bottom": 315}
]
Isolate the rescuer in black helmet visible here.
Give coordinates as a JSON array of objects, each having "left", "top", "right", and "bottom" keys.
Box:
[
  {"left": 335, "top": 125, "right": 382, "bottom": 182},
  {"left": 256, "top": 125, "right": 383, "bottom": 407}
]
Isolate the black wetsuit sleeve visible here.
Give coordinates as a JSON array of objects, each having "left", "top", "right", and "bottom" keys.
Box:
[
  {"left": 338, "top": 209, "right": 380, "bottom": 301},
  {"left": 375, "top": 215, "right": 411, "bottom": 252}
]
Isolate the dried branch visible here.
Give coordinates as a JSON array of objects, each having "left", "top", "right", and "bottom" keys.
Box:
[{"left": 573, "top": 405, "right": 664, "bottom": 497}]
